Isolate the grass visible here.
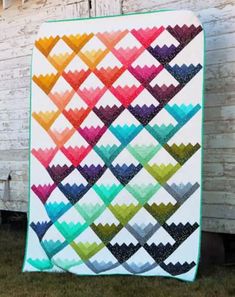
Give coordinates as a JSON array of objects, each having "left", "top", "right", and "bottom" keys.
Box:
[{"left": 0, "top": 225, "right": 235, "bottom": 297}]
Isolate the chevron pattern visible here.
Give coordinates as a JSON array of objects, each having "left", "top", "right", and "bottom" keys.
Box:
[{"left": 24, "top": 11, "right": 204, "bottom": 281}]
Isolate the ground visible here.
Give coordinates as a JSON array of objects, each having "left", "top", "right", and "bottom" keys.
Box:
[{"left": 0, "top": 224, "right": 235, "bottom": 297}]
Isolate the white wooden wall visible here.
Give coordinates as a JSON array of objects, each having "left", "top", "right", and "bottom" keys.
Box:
[{"left": 0, "top": 0, "right": 234, "bottom": 233}]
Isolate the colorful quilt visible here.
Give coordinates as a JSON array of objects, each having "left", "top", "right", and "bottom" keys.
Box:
[{"left": 23, "top": 10, "right": 204, "bottom": 281}]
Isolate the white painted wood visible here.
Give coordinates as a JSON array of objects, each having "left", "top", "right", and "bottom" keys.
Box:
[
  {"left": 205, "top": 91, "right": 235, "bottom": 108},
  {"left": 204, "top": 120, "right": 235, "bottom": 135},
  {"left": 203, "top": 163, "right": 224, "bottom": 177},
  {"left": 0, "top": 170, "right": 11, "bottom": 181},
  {"left": 205, "top": 106, "right": 235, "bottom": 121},
  {"left": 205, "top": 133, "right": 235, "bottom": 149},
  {"left": 0, "top": 0, "right": 90, "bottom": 213},
  {"left": 204, "top": 148, "right": 235, "bottom": 163},
  {"left": 3, "top": 0, "right": 11, "bottom": 10},
  {"left": 0, "top": 0, "right": 234, "bottom": 234},
  {"left": 0, "top": 200, "right": 27, "bottom": 212},
  {"left": 203, "top": 218, "right": 235, "bottom": 234},
  {"left": 90, "top": 0, "right": 121, "bottom": 16},
  {"left": 204, "top": 177, "right": 235, "bottom": 192},
  {"left": 203, "top": 205, "right": 235, "bottom": 220},
  {"left": 203, "top": 191, "right": 235, "bottom": 205},
  {"left": 0, "top": 168, "right": 11, "bottom": 202},
  {"left": 122, "top": 0, "right": 234, "bottom": 14}
]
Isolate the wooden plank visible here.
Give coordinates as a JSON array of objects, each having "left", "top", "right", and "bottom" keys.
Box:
[
  {"left": 0, "top": 56, "right": 31, "bottom": 71},
  {"left": 203, "top": 191, "right": 235, "bottom": 205},
  {"left": 204, "top": 148, "right": 235, "bottom": 163},
  {"left": 0, "top": 66, "right": 30, "bottom": 81},
  {"left": 204, "top": 161, "right": 235, "bottom": 179},
  {"left": 224, "top": 163, "right": 235, "bottom": 178},
  {"left": 0, "top": 98, "right": 28, "bottom": 112},
  {"left": 0, "top": 166, "right": 28, "bottom": 182},
  {"left": 199, "top": 5, "right": 235, "bottom": 37},
  {"left": 0, "top": 1, "right": 89, "bottom": 27},
  {"left": 0, "top": 121, "right": 29, "bottom": 133},
  {"left": 204, "top": 133, "right": 235, "bottom": 149},
  {"left": 205, "top": 79, "right": 235, "bottom": 95},
  {"left": 206, "top": 62, "right": 235, "bottom": 81},
  {"left": 204, "top": 91, "right": 235, "bottom": 108},
  {"left": 204, "top": 106, "right": 235, "bottom": 121},
  {"left": 0, "top": 140, "right": 28, "bottom": 150},
  {"left": 0, "top": 199, "right": 27, "bottom": 212},
  {"left": 0, "top": 76, "right": 30, "bottom": 91},
  {"left": 202, "top": 217, "right": 235, "bottom": 234},
  {"left": 0, "top": 158, "right": 28, "bottom": 208},
  {"left": 206, "top": 32, "right": 235, "bottom": 52},
  {"left": 204, "top": 120, "right": 235, "bottom": 134},
  {"left": 0, "top": 41, "right": 34, "bottom": 61},
  {"left": 203, "top": 177, "right": 235, "bottom": 192},
  {"left": 0, "top": 1, "right": 116, "bottom": 45},
  {"left": 0, "top": 169, "right": 11, "bottom": 181},
  {"left": 122, "top": 0, "right": 234, "bottom": 13},
  {"left": 91, "top": 0, "right": 121, "bottom": 16},
  {"left": 0, "top": 109, "right": 28, "bottom": 121},
  {"left": 203, "top": 204, "right": 235, "bottom": 220},
  {"left": 0, "top": 0, "right": 89, "bottom": 20},
  {"left": 0, "top": 181, "right": 27, "bottom": 199},
  {"left": 4, "top": 180, "right": 28, "bottom": 191},
  {"left": 0, "top": 87, "right": 29, "bottom": 99},
  {"left": 0, "top": 149, "right": 28, "bottom": 162},
  {"left": 203, "top": 163, "right": 224, "bottom": 177},
  {"left": 3, "top": 0, "right": 12, "bottom": 10},
  {"left": 206, "top": 47, "right": 235, "bottom": 67}
]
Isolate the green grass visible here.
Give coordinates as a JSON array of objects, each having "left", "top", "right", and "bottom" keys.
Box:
[{"left": 0, "top": 226, "right": 235, "bottom": 297}]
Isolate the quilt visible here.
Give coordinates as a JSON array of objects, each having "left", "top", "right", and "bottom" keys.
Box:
[{"left": 23, "top": 10, "right": 204, "bottom": 281}]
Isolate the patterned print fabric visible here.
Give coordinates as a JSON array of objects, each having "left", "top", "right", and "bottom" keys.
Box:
[{"left": 23, "top": 10, "right": 204, "bottom": 281}]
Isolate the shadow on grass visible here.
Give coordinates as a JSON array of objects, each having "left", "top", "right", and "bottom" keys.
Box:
[{"left": 0, "top": 224, "right": 234, "bottom": 297}]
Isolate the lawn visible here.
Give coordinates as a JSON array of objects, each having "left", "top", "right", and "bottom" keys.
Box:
[{"left": 0, "top": 225, "right": 235, "bottom": 297}]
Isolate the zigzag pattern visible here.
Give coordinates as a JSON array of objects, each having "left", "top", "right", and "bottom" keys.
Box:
[{"left": 27, "top": 16, "right": 203, "bottom": 280}]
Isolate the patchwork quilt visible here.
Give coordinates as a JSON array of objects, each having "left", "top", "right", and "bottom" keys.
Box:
[{"left": 23, "top": 10, "right": 204, "bottom": 281}]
